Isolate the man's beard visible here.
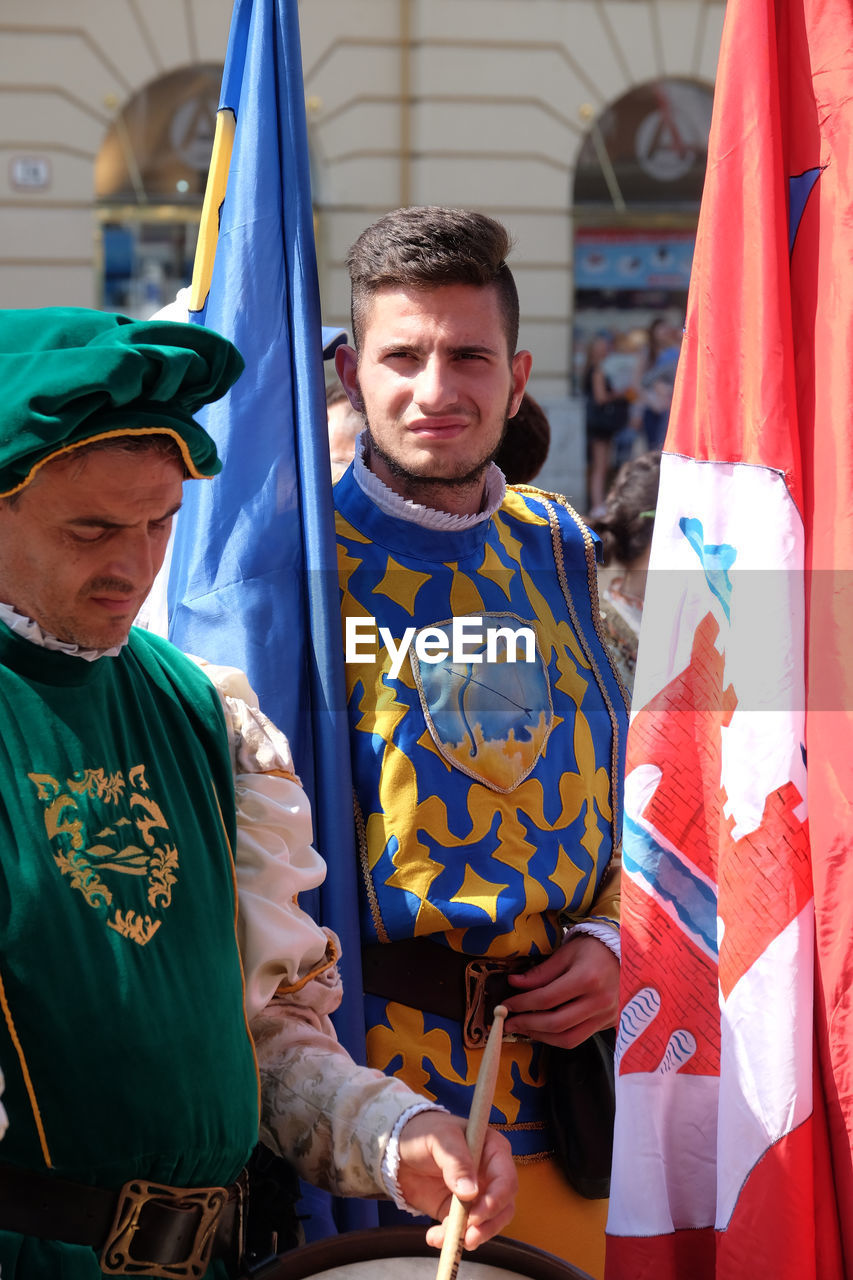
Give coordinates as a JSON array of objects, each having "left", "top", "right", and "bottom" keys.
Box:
[
  {"left": 364, "top": 426, "right": 506, "bottom": 490},
  {"left": 361, "top": 399, "right": 513, "bottom": 497},
  {"left": 51, "top": 575, "right": 140, "bottom": 649}
]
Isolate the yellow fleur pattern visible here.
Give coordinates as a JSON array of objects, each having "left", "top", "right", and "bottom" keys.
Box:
[
  {"left": 448, "top": 565, "right": 484, "bottom": 618},
  {"left": 366, "top": 1002, "right": 538, "bottom": 1124},
  {"left": 337, "top": 487, "right": 624, "bottom": 1145},
  {"left": 476, "top": 541, "right": 515, "bottom": 600},
  {"left": 449, "top": 865, "right": 511, "bottom": 923},
  {"left": 373, "top": 555, "right": 431, "bottom": 615}
]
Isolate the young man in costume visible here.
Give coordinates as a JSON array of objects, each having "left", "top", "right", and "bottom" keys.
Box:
[
  {"left": 0, "top": 307, "right": 517, "bottom": 1279},
  {"left": 333, "top": 207, "right": 627, "bottom": 1279}
]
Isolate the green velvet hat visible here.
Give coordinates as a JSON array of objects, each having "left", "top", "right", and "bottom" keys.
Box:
[{"left": 0, "top": 307, "right": 244, "bottom": 497}]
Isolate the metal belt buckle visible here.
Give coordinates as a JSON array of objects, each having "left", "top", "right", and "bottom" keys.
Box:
[
  {"left": 463, "top": 959, "right": 511, "bottom": 1049},
  {"left": 100, "top": 1178, "right": 228, "bottom": 1278}
]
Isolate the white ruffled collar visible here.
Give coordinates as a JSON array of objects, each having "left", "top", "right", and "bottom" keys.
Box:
[
  {"left": 352, "top": 431, "right": 506, "bottom": 530},
  {"left": 0, "top": 601, "right": 125, "bottom": 662}
]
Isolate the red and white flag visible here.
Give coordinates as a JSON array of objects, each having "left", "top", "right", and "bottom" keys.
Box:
[{"left": 606, "top": 0, "right": 853, "bottom": 1275}]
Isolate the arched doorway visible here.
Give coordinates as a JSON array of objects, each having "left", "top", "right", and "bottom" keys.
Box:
[
  {"left": 571, "top": 77, "right": 712, "bottom": 504},
  {"left": 95, "top": 65, "right": 222, "bottom": 317}
]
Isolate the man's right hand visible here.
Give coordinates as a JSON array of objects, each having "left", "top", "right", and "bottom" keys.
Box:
[
  {"left": 501, "top": 933, "right": 620, "bottom": 1049},
  {"left": 395, "top": 1112, "right": 517, "bottom": 1249}
]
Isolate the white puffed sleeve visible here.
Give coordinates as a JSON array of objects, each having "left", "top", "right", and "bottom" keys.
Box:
[
  {"left": 193, "top": 658, "right": 335, "bottom": 1021},
  {"left": 191, "top": 658, "right": 423, "bottom": 1195}
]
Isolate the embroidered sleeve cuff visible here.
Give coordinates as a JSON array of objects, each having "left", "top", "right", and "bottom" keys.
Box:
[
  {"left": 566, "top": 919, "right": 621, "bottom": 963},
  {"left": 381, "top": 1102, "right": 449, "bottom": 1211}
]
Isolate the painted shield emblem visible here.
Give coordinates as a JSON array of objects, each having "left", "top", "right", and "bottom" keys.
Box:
[{"left": 411, "top": 612, "right": 554, "bottom": 792}]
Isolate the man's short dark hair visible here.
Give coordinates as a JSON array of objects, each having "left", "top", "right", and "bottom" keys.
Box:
[
  {"left": 590, "top": 450, "right": 662, "bottom": 566},
  {"left": 496, "top": 392, "right": 551, "bottom": 484},
  {"left": 346, "top": 206, "right": 520, "bottom": 355},
  {"left": 325, "top": 381, "right": 350, "bottom": 409}
]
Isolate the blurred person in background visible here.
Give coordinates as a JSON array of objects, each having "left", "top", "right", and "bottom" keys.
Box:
[
  {"left": 589, "top": 450, "right": 661, "bottom": 696},
  {"left": 607, "top": 330, "right": 647, "bottom": 469},
  {"left": 326, "top": 381, "right": 363, "bottom": 481},
  {"left": 631, "top": 318, "right": 681, "bottom": 451},
  {"left": 583, "top": 334, "right": 630, "bottom": 519}
]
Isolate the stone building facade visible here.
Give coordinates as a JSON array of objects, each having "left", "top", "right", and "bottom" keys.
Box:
[{"left": 0, "top": 0, "right": 725, "bottom": 500}]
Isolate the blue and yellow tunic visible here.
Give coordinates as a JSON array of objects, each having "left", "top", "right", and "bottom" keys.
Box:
[
  {"left": 335, "top": 470, "right": 628, "bottom": 1163},
  {"left": 0, "top": 625, "right": 259, "bottom": 1279}
]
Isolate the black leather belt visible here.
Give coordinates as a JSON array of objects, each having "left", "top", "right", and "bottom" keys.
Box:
[
  {"left": 0, "top": 1161, "right": 247, "bottom": 1277},
  {"left": 361, "top": 937, "right": 534, "bottom": 1049}
]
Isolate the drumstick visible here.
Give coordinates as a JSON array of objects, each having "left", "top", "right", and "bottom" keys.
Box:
[{"left": 434, "top": 1004, "right": 507, "bottom": 1280}]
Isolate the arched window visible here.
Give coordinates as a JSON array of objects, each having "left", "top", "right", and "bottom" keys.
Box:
[
  {"left": 575, "top": 78, "right": 712, "bottom": 211},
  {"left": 95, "top": 66, "right": 222, "bottom": 316},
  {"left": 572, "top": 78, "right": 713, "bottom": 401}
]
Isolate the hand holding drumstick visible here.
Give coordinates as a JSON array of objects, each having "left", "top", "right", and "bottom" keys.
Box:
[{"left": 395, "top": 1006, "right": 516, "bottom": 1256}]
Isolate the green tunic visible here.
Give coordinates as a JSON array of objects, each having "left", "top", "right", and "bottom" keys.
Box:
[{"left": 0, "top": 624, "right": 259, "bottom": 1278}]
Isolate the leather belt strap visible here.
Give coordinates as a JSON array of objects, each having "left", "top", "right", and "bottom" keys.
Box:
[
  {"left": 361, "top": 937, "right": 534, "bottom": 1048},
  {"left": 0, "top": 1162, "right": 246, "bottom": 1277}
]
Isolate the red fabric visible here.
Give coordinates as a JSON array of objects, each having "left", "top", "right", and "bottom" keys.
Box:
[
  {"left": 667, "top": 0, "right": 815, "bottom": 500},
  {"left": 608, "top": 1120, "right": 844, "bottom": 1280},
  {"left": 796, "top": 0, "right": 853, "bottom": 1261},
  {"left": 607, "top": 0, "right": 853, "bottom": 1272},
  {"left": 607, "top": 1228, "right": 717, "bottom": 1280},
  {"left": 619, "top": 612, "right": 728, "bottom": 1079}
]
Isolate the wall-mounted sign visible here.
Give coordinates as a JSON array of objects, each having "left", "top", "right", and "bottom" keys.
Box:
[
  {"left": 635, "top": 107, "right": 699, "bottom": 182},
  {"left": 575, "top": 78, "right": 712, "bottom": 208},
  {"left": 169, "top": 95, "right": 218, "bottom": 171},
  {"left": 574, "top": 228, "right": 695, "bottom": 290},
  {"left": 9, "top": 155, "right": 51, "bottom": 191}
]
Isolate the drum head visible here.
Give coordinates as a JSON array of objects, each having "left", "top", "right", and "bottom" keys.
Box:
[{"left": 260, "top": 1225, "right": 594, "bottom": 1279}]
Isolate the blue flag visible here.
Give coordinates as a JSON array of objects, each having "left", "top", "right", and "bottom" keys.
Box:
[{"left": 166, "top": 0, "right": 373, "bottom": 1232}]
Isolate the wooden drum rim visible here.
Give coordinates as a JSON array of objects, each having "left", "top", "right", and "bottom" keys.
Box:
[{"left": 259, "top": 1224, "right": 593, "bottom": 1279}]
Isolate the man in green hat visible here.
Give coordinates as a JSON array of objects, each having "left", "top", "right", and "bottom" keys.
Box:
[{"left": 0, "top": 308, "right": 516, "bottom": 1279}]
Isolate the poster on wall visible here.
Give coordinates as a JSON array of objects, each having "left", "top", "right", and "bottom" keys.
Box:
[{"left": 574, "top": 228, "right": 694, "bottom": 291}]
